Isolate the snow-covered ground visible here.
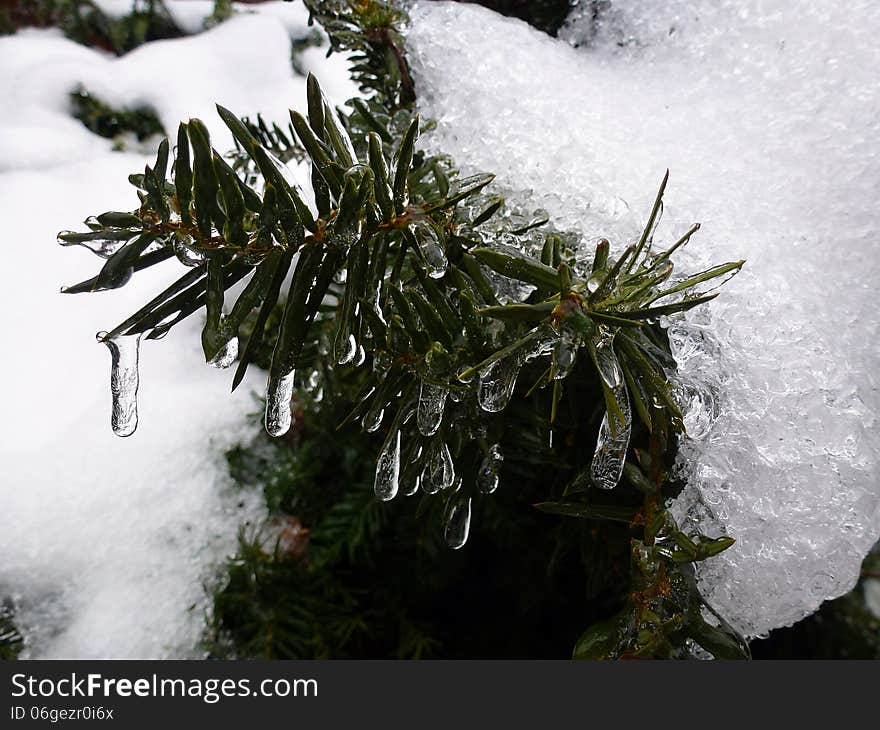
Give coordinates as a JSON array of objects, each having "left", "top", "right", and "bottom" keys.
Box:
[
  {"left": 0, "top": 1, "right": 354, "bottom": 658},
  {"left": 406, "top": 0, "right": 880, "bottom": 636}
]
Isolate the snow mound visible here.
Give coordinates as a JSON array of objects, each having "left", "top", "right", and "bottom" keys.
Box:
[
  {"left": 0, "top": 3, "right": 356, "bottom": 657},
  {"left": 406, "top": 0, "right": 880, "bottom": 636}
]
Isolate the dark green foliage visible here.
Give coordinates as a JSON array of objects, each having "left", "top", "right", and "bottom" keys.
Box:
[
  {"left": 0, "top": 599, "right": 24, "bottom": 660},
  {"left": 303, "top": 0, "right": 414, "bottom": 109},
  {"left": 228, "top": 115, "right": 306, "bottom": 182},
  {"left": 0, "top": 0, "right": 184, "bottom": 55},
  {"left": 62, "top": 0, "right": 747, "bottom": 659},
  {"left": 70, "top": 86, "right": 165, "bottom": 142}
]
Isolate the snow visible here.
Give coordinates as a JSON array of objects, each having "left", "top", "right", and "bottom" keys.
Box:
[
  {"left": 2, "top": 15, "right": 302, "bottom": 171},
  {"left": 0, "top": 2, "right": 356, "bottom": 657},
  {"left": 92, "top": 1, "right": 313, "bottom": 37},
  {"left": 406, "top": 0, "right": 880, "bottom": 636},
  {"left": 162, "top": 1, "right": 219, "bottom": 34}
]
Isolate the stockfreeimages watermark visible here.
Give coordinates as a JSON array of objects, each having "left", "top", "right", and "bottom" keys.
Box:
[
  {"left": 10, "top": 706, "right": 115, "bottom": 723},
  {"left": 9, "top": 672, "right": 318, "bottom": 705}
]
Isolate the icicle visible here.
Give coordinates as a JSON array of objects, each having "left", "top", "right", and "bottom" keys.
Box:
[
  {"left": 593, "top": 328, "right": 621, "bottom": 388},
  {"left": 206, "top": 335, "right": 238, "bottom": 369},
  {"left": 415, "top": 223, "right": 448, "bottom": 279},
  {"left": 417, "top": 381, "right": 447, "bottom": 436},
  {"left": 58, "top": 232, "right": 126, "bottom": 259},
  {"left": 265, "top": 371, "right": 295, "bottom": 437},
  {"left": 478, "top": 355, "right": 522, "bottom": 412},
  {"left": 421, "top": 441, "right": 455, "bottom": 494},
  {"left": 98, "top": 331, "right": 141, "bottom": 437},
  {"left": 374, "top": 429, "right": 402, "bottom": 501},
  {"left": 477, "top": 444, "right": 503, "bottom": 494},
  {"left": 590, "top": 384, "right": 631, "bottom": 490},
  {"left": 443, "top": 482, "right": 472, "bottom": 550}
]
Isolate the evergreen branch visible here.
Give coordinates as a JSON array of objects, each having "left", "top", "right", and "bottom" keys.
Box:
[{"left": 60, "top": 0, "right": 748, "bottom": 660}]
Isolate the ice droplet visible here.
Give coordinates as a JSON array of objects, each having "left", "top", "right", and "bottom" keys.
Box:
[
  {"left": 402, "top": 474, "right": 421, "bottom": 497},
  {"left": 98, "top": 331, "right": 141, "bottom": 438},
  {"left": 361, "top": 403, "right": 385, "bottom": 433},
  {"left": 415, "top": 223, "right": 448, "bottom": 278},
  {"left": 334, "top": 331, "right": 358, "bottom": 366},
  {"left": 478, "top": 356, "right": 522, "bottom": 412},
  {"left": 265, "top": 371, "right": 295, "bottom": 437},
  {"left": 586, "top": 272, "right": 604, "bottom": 293},
  {"left": 206, "top": 336, "right": 238, "bottom": 369},
  {"left": 172, "top": 237, "right": 205, "bottom": 267},
  {"left": 552, "top": 335, "right": 578, "bottom": 380},
  {"left": 477, "top": 444, "right": 504, "bottom": 494},
  {"left": 443, "top": 482, "right": 472, "bottom": 549},
  {"left": 590, "top": 384, "right": 632, "bottom": 490},
  {"left": 421, "top": 441, "right": 455, "bottom": 494},
  {"left": 456, "top": 365, "right": 474, "bottom": 384},
  {"left": 374, "top": 429, "right": 402, "bottom": 501},
  {"left": 417, "top": 381, "right": 447, "bottom": 436}
]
